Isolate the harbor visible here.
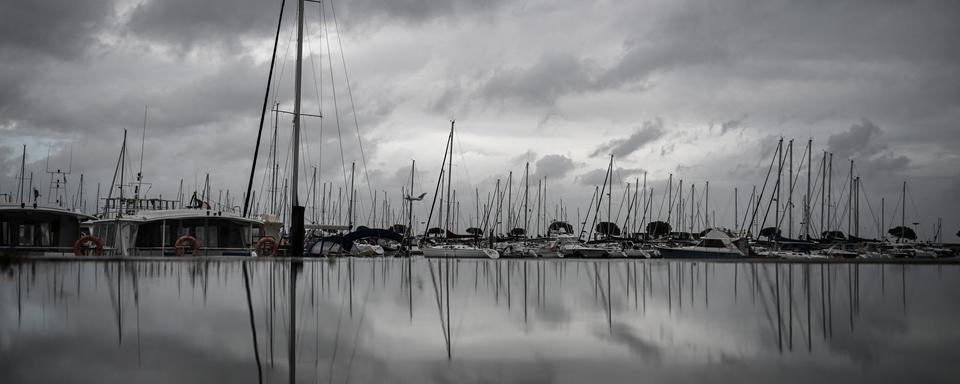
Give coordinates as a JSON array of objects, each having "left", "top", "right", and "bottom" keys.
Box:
[{"left": 2, "top": 0, "right": 960, "bottom": 382}]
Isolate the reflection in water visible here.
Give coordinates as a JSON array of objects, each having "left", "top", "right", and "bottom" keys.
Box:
[{"left": 1, "top": 259, "right": 959, "bottom": 383}]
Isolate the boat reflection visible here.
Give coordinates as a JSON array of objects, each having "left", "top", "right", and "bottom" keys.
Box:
[{"left": 1, "top": 258, "right": 958, "bottom": 383}]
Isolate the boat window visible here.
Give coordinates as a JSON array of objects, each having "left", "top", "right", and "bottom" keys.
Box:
[
  {"left": 0, "top": 221, "right": 9, "bottom": 246},
  {"left": 136, "top": 221, "right": 164, "bottom": 247},
  {"left": 702, "top": 239, "right": 726, "bottom": 248}
]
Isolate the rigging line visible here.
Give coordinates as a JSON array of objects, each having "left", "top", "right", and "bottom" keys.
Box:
[
  {"left": 906, "top": 186, "right": 921, "bottom": 224},
  {"left": 329, "top": 0, "right": 375, "bottom": 205},
  {"left": 320, "top": 1, "right": 349, "bottom": 195},
  {"left": 273, "top": 14, "right": 297, "bottom": 105},
  {"left": 858, "top": 178, "right": 881, "bottom": 238}
]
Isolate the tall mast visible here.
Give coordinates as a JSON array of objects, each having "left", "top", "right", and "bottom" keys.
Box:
[
  {"left": 348, "top": 162, "right": 355, "bottom": 229},
  {"left": 289, "top": 0, "right": 306, "bottom": 257},
  {"left": 734, "top": 187, "right": 738, "bottom": 230},
  {"left": 880, "top": 197, "right": 884, "bottom": 241},
  {"left": 535, "top": 179, "right": 541, "bottom": 236},
  {"left": 507, "top": 171, "right": 513, "bottom": 230},
  {"left": 407, "top": 160, "right": 415, "bottom": 251},
  {"left": 641, "top": 172, "right": 647, "bottom": 232},
  {"left": 806, "top": 139, "right": 812, "bottom": 239},
  {"left": 689, "top": 183, "right": 695, "bottom": 233},
  {"left": 678, "top": 179, "right": 683, "bottom": 233},
  {"left": 705, "top": 181, "right": 709, "bottom": 229},
  {"left": 445, "top": 121, "right": 454, "bottom": 233},
  {"left": 136, "top": 106, "right": 147, "bottom": 207},
  {"left": 18, "top": 145, "right": 25, "bottom": 204},
  {"left": 820, "top": 151, "right": 826, "bottom": 238},
  {"left": 900, "top": 181, "right": 906, "bottom": 243},
  {"left": 775, "top": 138, "right": 782, "bottom": 238},
  {"left": 524, "top": 162, "right": 529, "bottom": 235},
  {"left": 667, "top": 173, "right": 673, "bottom": 228},
  {"left": 827, "top": 153, "right": 833, "bottom": 233},
  {"left": 607, "top": 155, "right": 613, "bottom": 236},
  {"left": 847, "top": 160, "right": 853, "bottom": 237},
  {"left": 788, "top": 139, "right": 793, "bottom": 238}
]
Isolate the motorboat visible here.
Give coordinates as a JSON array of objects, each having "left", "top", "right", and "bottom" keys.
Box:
[
  {"left": 1, "top": 202, "right": 96, "bottom": 256},
  {"left": 656, "top": 229, "right": 748, "bottom": 259},
  {"left": 89, "top": 205, "right": 264, "bottom": 257}
]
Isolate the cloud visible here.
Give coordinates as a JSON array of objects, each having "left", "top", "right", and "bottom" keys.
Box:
[
  {"left": 532, "top": 154, "right": 575, "bottom": 180},
  {"left": 481, "top": 52, "right": 594, "bottom": 107},
  {"left": 127, "top": 0, "right": 278, "bottom": 52},
  {"left": 827, "top": 119, "right": 884, "bottom": 159},
  {"left": 0, "top": 0, "right": 114, "bottom": 60},
  {"left": 590, "top": 119, "right": 664, "bottom": 158},
  {"left": 576, "top": 167, "right": 644, "bottom": 186},
  {"left": 719, "top": 118, "right": 745, "bottom": 135},
  {"left": 826, "top": 119, "right": 910, "bottom": 178}
]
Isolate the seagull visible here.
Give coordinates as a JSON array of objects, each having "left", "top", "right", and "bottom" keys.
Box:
[{"left": 404, "top": 192, "right": 427, "bottom": 201}]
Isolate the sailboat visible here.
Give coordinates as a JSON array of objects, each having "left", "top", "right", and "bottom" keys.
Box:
[{"left": 421, "top": 121, "right": 500, "bottom": 259}]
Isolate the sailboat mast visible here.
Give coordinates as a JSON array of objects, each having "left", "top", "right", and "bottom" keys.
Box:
[
  {"left": 847, "top": 160, "right": 853, "bottom": 237},
  {"left": 136, "top": 106, "right": 147, "bottom": 206},
  {"left": 900, "top": 181, "right": 906, "bottom": 243},
  {"left": 18, "top": 145, "right": 25, "bottom": 204},
  {"left": 607, "top": 154, "right": 613, "bottom": 235},
  {"left": 288, "top": 0, "right": 306, "bottom": 257},
  {"left": 524, "top": 162, "right": 529, "bottom": 235},
  {"left": 349, "top": 162, "right": 355, "bottom": 229},
  {"left": 445, "top": 121, "right": 454, "bottom": 233},
  {"left": 407, "top": 160, "right": 415, "bottom": 250},
  {"left": 806, "top": 139, "right": 812, "bottom": 240},
  {"left": 788, "top": 139, "right": 793, "bottom": 238}
]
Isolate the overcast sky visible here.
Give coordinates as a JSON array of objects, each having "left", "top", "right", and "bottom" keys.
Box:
[{"left": 1, "top": 0, "right": 958, "bottom": 240}]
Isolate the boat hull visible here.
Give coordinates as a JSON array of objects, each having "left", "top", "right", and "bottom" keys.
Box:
[
  {"left": 422, "top": 247, "right": 500, "bottom": 259},
  {"left": 656, "top": 247, "right": 743, "bottom": 259}
]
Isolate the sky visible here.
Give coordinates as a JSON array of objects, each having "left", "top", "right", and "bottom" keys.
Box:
[{"left": 1, "top": 0, "right": 958, "bottom": 241}]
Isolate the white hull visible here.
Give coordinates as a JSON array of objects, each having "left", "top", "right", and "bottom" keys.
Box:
[{"left": 422, "top": 246, "right": 500, "bottom": 259}]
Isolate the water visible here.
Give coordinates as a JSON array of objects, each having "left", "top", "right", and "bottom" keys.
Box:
[{"left": 1, "top": 258, "right": 958, "bottom": 383}]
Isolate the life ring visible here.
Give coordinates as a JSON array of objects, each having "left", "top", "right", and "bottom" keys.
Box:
[
  {"left": 255, "top": 237, "right": 277, "bottom": 257},
  {"left": 174, "top": 235, "right": 201, "bottom": 256},
  {"left": 73, "top": 235, "right": 103, "bottom": 256}
]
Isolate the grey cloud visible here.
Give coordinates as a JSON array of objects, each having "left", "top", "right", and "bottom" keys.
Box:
[
  {"left": 827, "top": 119, "right": 884, "bottom": 159},
  {"left": 826, "top": 119, "right": 910, "bottom": 177},
  {"left": 126, "top": 0, "right": 280, "bottom": 51},
  {"left": 577, "top": 167, "right": 644, "bottom": 186},
  {"left": 0, "top": 0, "right": 113, "bottom": 60},
  {"left": 719, "top": 118, "right": 745, "bottom": 135},
  {"left": 591, "top": 119, "right": 664, "bottom": 158},
  {"left": 532, "top": 154, "right": 575, "bottom": 180},
  {"left": 481, "top": 52, "right": 593, "bottom": 106}
]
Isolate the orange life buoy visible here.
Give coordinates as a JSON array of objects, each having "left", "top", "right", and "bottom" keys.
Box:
[
  {"left": 255, "top": 237, "right": 278, "bottom": 257},
  {"left": 74, "top": 235, "right": 104, "bottom": 256},
  {"left": 174, "top": 235, "right": 201, "bottom": 256}
]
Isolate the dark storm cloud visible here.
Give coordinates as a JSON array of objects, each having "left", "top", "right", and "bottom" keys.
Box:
[
  {"left": 532, "top": 154, "right": 576, "bottom": 180},
  {"left": 127, "top": 0, "right": 278, "bottom": 51},
  {"left": 590, "top": 119, "right": 664, "bottom": 158},
  {"left": 0, "top": 0, "right": 113, "bottom": 59},
  {"left": 827, "top": 119, "right": 910, "bottom": 177},
  {"left": 827, "top": 119, "right": 884, "bottom": 159}
]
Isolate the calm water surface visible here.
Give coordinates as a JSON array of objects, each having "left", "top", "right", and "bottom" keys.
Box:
[{"left": 1, "top": 258, "right": 958, "bottom": 383}]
